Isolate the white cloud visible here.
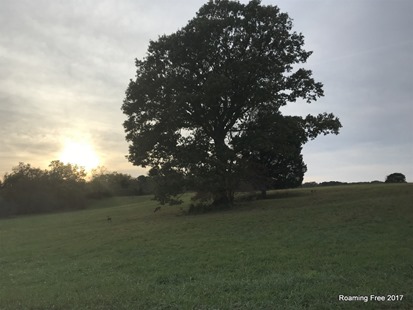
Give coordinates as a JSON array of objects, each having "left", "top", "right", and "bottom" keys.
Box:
[{"left": 0, "top": 0, "right": 412, "bottom": 183}]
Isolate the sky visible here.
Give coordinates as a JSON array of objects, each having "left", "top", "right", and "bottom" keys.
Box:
[{"left": 0, "top": 0, "right": 412, "bottom": 183}]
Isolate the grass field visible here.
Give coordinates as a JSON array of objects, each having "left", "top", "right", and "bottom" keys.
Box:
[{"left": 0, "top": 184, "right": 412, "bottom": 309}]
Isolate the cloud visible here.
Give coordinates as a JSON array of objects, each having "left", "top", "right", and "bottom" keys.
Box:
[
  {"left": 0, "top": 0, "right": 207, "bottom": 177},
  {"left": 278, "top": 0, "right": 413, "bottom": 181},
  {"left": 303, "top": 139, "right": 413, "bottom": 183},
  {"left": 0, "top": 0, "right": 412, "bottom": 183}
]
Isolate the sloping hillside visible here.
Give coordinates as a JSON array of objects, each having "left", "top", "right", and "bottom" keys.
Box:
[{"left": 1, "top": 184, "right": 412, "bottom": 309}]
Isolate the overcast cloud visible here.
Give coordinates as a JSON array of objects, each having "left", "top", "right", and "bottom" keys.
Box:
[{"left": 0, "top": 0, "right": 412, "bottom": 182}]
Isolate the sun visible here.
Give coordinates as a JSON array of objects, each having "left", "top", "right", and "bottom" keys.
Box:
[{"left": 59, "top": 139, "right": 100, "bottom": 171}]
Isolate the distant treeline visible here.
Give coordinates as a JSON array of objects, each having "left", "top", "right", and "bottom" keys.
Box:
[
  {"left": 0, "top": 161, "right": 155, "bottom": 218},
  {"left": 302, "top": 173, "right": 407, "bottom": 188},
  {"left": 300, "top": 181, "right": 385, "bottom": 187}
]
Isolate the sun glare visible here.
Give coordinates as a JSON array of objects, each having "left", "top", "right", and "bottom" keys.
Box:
[{"left": 59, "top": 139, "right": 100, "bottom": 171}]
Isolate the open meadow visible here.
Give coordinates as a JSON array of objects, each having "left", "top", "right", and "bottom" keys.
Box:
[{"left": 0, "top": 184, "right": 412, "bottom": 309}]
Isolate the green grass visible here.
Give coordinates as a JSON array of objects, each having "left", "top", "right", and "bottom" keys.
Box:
[{"left": 0, "top": 184, "right": 412, "bottom": 309}]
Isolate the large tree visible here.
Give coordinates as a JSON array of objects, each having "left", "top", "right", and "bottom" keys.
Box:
[{"left": 122, "top": 0, "right": 341, "bottom": 207}]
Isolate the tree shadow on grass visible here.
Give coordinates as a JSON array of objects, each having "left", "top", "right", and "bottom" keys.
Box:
[
  {"left": 184, "top": 189, "right": 312, "bottom": 215},
  {"left": 236, "top": 189, "right": 309, "bottom": 202}
]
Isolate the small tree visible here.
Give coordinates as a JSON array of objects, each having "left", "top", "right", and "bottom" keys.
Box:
[
  {"left": 47, "top": 160, "right": 87, "bottom": 209},
  {"left": 1, "top": 163, "right": 48, "bottom": 214},
  {"left": 87, "top": 168, "right": 140, "bottom": 198},
  {"left": 385, "top": 173, "right": 406, "bottom": 183}
]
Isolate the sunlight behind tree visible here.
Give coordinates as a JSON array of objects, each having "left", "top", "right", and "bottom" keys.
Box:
[{"left": 59, "top": 139, "right": 100, "bottom": 171}]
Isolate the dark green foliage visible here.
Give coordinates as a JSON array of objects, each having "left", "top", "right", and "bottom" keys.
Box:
[
  {"left": 136, "top": 175, "right": 156, "bottom": 195},
  {"left": 385, "top": 172, "right": 407, "bottom": 183},
  {"left": 0, "top": 162, "right": 158, "bottom": 217},
  {"left": 301, "top": 181, "right": 319, "bottom": 188},
  {"left": 237, "top": 111, "right": 340, "bottom": 196},
  {"left": 87, "top": 167, "right": 143, "bottom": 198},
  {"left": 148, "top": 166, "right": 185, "bottom": 205},
  {"left": 319, "top": 181, "right": 348, "bottom": 187},
  {"left": 234, "top": 113, "right": 308, "bottom": 197},
  {"left": 122, "top": 0, "right": 341, "bottom": 208},
  {"left": 0, "top": 161, "right": 87, "bottom": 217}
]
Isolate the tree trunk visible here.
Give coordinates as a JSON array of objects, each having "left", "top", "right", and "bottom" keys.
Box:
[
  {"left": 212, "top": 188, "right": 234, "bottom": 208},
  {"left": 212, "top": 130, "right": 235, "bottom": 208}
]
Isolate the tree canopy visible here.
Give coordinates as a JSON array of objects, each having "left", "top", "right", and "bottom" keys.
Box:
[
  {"left": 0, "top": 161, "right": 87, "bottom": 216},
  {"left": 234, "top": 112, "right": 308, "bottom": 198},
  {"left": 385, "top": 173, "right": 406, "bottom": 183},
  {"left": 122, "top": 0, "right": 341, "bottom": 208}
]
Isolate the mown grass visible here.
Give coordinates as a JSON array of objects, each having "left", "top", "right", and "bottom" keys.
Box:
[{"left": 0, "top": 184, "right": 412, "bottom": 309}]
